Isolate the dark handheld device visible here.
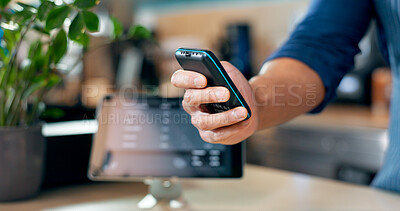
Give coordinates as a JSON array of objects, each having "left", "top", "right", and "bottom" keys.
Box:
[{"left": 175, "top": 48, "right": 251, "bottom": 120}]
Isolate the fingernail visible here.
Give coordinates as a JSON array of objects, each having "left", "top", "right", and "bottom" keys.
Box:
[
  {"left": 194, "top": 78, "right": 203, "bottom": 88},
  {"left": 233, "top": 107, "right": 247, "bottom": 120}
]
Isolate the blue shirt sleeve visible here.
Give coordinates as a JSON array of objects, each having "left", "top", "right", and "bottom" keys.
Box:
[{"left": 266, "top": 0, "right": 374, "bottom": 113}]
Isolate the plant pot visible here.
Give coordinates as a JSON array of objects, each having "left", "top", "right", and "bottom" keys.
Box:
[{"left": 0, "top": 125, "right": 45, "bottom": 201}]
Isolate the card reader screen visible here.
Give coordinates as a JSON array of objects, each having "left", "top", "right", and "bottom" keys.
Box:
[{"left": 89, "top": 95, "right": 243, "bottom": 178}]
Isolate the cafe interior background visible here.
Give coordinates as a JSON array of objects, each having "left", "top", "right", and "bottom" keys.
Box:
[{"left": 8, "top": 0, "right": 392, "bottom": 190}]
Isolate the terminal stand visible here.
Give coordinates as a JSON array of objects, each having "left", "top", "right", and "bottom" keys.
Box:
[{"left": 137, "top": 178, "right": 186, "bottom": 210}]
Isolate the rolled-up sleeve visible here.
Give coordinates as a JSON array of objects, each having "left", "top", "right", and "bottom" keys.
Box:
[{"left": 266, "top": 0, "right": 374, "bottom": 113}]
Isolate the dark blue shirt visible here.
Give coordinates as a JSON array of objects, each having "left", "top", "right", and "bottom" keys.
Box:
[
  {"left": 267, "top": 0, "right": 400, "bottom": 193},
  {"left": 268, "top": 0, "right": 376, "bottom": 113}
]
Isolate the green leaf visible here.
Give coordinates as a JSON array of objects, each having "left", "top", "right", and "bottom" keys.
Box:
[
  {"left": 0, "top": 0, "right": 11, "bottom": 8},
  {"left": 28, "top": 41, "right": 42, "bottom": 60},
  {"left": 31, "top": 73, "right": 46, "bottom": 84},
  {"left": 0, "top": 48, "right": 9, "bottom": 62},
  {"left": 73, "top": 33, "right": 89, "bottom": 47},
  {"left": 37, "top": 1, "right": 56, "bottom": 21},
  {"left": 46, "top": 73, "right": 61, "bottom": 87},
  {"left": 3, "top": 29, "right": 17, "bottom": 52},
  {"left": 110, "top": 16, "right": 123, "bottom": 39},
  {"left": 22, "top": 80, "right": 47, "bottom": 100},
  {"left": 31, "top": 54, "right": 46, "bottom": 73},
  {"left": 73, "top": 0, "right": 99, "bottom": 9},
  {"left": 17, "top": 2, "right": 37, "bottom": 10},
  {"left": 41, "top": 108, "right": 65, "bottom": 119},
  {"left": 27, "top": 41, "right": 46, "bottom": 75},
  {"left": 12, "top": 9, "right": 34, "bottom": 24},
  {"left": 45, "top": 6, "right": 71, "bottom": 31},
  {"left": 82, "top": 11, "right": 99, "bottom": 32},
  {"left": 68, "top": 13, "right": 85, "bottom": 40},
  {"left": 32, "top": 24, "right": 50, "bottom": 36},
  {"left": 51, "top": 29, "right": 68, "bottom": 63},
  {"left": 0, "top": 10, "right": 12, "bottom": 21},
  {"left": 128, "top": 25, "right": 152, "bottom": 39}
]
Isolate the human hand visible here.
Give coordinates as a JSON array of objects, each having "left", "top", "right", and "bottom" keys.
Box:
[{"left": 171, "top": 61, "right": 258, "bottom": 145}]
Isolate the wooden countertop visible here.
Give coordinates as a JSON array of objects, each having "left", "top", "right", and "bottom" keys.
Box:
[{"left": 1, "top": 165, "right": 399, "bottom": 211}]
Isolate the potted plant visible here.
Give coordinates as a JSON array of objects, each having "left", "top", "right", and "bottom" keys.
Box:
[{"left": 0, "top": 0, "right": 151, "bottom": 201}]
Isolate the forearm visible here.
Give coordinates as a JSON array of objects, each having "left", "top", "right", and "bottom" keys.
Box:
[{"left": 249, "top": 58, "right": 325, "bottom": 130}]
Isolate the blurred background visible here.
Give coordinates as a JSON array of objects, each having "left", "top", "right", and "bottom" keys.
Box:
[{"left": 31, "top": 0, "right": 391, "bottom": 188}]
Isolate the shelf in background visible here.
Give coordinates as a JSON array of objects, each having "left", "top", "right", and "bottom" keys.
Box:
[{"left": 291, "top": 104, "right": 389, "bottom": 129}]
